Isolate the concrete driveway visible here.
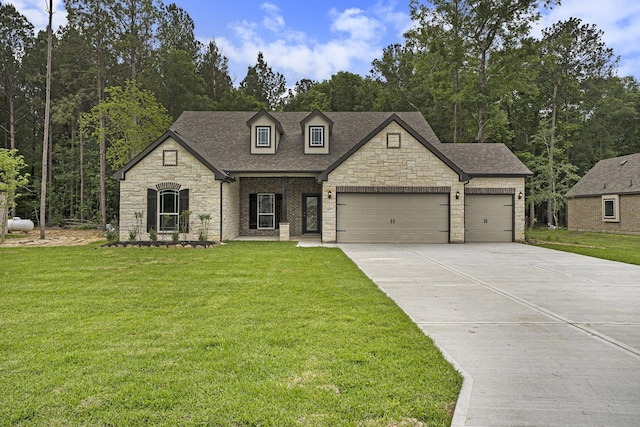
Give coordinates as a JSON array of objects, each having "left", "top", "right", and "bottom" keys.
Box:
[{"left": 339, "top": 243, "right": 640, "bottom": 427}]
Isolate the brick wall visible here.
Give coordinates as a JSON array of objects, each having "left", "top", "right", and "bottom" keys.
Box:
[
  {"left": 238, "top": 176, "right": 321, "bottom": 237},
  {"left": 568, "top": 194, "right": 640, "bottom": 234},
  {"left": 118, "top": 138, "right": 221, "bottom": 241}
]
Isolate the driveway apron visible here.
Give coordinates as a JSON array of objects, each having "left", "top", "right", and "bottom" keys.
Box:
[{"left": 339, "top": 243, "right": 640, "bottom": 427}]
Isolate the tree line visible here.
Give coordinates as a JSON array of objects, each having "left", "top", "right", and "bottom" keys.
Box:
[{"left": 1, "top": 0, "right": 638, "bottom": 230}]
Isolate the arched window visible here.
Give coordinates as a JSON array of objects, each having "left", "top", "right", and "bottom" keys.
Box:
[
  {"left": 146, "top": 185, "right": 189, "bottom": 233},
  {"left": 159, "top": 189, "right": 179, "bottom": 231}
]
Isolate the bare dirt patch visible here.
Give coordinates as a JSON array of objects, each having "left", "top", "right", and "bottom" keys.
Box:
[{"left": 0, "top": 228, "right": 105, "bottom": 247}]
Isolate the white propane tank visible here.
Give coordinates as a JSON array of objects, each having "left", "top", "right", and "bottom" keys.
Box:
[{"left": 7, "top": 217, "right": 35, "bottom": 232}]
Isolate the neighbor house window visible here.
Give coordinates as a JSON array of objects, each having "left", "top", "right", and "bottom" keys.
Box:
[
  {"left": 256, "top": 126, "right": 271, "bottom": 147},
  {"left": 602, "top": 195, "right": 619, "bottom": 222},
  {"left": 310, "top": 126, "right": 324, "bottom": 147}
]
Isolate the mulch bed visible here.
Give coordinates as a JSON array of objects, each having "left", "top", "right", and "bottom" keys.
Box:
[{"left": 102, "top": 241, "right": 218, "bottom": 249}]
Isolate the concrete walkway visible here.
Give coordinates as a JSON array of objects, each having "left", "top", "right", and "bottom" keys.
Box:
[{"left": 339, "top": 243, "right": 640, "bottom": 427}]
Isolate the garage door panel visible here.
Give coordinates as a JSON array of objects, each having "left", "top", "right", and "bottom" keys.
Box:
[
  {"left": 465, "top": 194, "right": 513, "bottom": 242},
  {"left": 337, "top": 193, "right": 449, "bottom": 243}
]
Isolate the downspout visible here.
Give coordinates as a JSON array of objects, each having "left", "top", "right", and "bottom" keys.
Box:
[{"left": 220, "top": 181, "right": 224, "bottom": 242}]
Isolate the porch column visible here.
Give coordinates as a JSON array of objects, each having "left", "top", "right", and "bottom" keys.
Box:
[{"left": 280, "top": 177, "right": 290, "bottom": 241}]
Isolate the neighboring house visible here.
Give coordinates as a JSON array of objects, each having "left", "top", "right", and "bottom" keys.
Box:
[
  {"left": 113, "top": 111, "right": 531, "bottom": 243},
  {"left": 566, "top": 153, "right": 640, "bottom": 234}
]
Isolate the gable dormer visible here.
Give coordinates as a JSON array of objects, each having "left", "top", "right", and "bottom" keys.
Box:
[
  {"left": 301, "top": 110, "right": 333, "bottom": 155},
  {"left": 247, "top": 110, "right": 284, "bottom": 155}
]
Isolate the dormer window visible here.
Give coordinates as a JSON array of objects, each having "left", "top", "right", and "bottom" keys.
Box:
[
  {"left": 256, "top": 126, "right": 271, "bottom": 147},
  {"left": 310, "top": 127, "right": 324, "bottom": 147}
]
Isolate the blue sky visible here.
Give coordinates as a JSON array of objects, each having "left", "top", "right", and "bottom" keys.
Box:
[{"left": 6, "top": 0, "right": 640, "bottom": 86}]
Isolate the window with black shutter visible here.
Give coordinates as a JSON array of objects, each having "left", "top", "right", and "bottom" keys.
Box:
[{"left": 249, "top": 193, "right": 282, "bottom": 229}]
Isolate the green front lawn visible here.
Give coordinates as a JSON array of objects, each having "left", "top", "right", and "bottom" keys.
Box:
[
  {"left": 527, "top": 228, "right": 640, "bottom": 265},
  {"left": 0, "top": 242, "right": 461, "bottom": 426}
]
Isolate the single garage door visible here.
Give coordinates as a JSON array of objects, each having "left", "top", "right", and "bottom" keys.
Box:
[
  {"left": 465, "top": 194, "right": 513, "bottom": 242},
  {"left": 336, "top": 193, "right": 449, "bottom": 243}
]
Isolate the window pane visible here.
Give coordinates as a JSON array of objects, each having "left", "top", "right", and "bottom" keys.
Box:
[
  {"left": 258, "top": 194, "right": 274, "bottom": 213},
  {"left": 311, "top": 127, "right": 323, "bottom": 146},
  {"left": 159, "top": 190, "right": 179, "bottom": 231},
  {"left": 604, "top": 200, "right": 615, "bottom": 217},
  {"left": 259, "top": 215, "right": 274, "bottom": 229},
  {"left": 257, "top": 127, "right": 270, "bottom": 146}
]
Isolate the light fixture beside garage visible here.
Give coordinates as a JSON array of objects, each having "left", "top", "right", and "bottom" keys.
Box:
[
  {"left": 518, "top": 191, "right": 523, "bottom": 199},
  {"left": 455, "top": 191, "right": 460, "bottom": 199},
  {"left": 328, "top": 190, "right": 332, "bottom": 199}
]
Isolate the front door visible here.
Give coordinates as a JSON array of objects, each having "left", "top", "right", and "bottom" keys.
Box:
[{"left": 302, "top": 194, "right": 321, "bottom": 233}]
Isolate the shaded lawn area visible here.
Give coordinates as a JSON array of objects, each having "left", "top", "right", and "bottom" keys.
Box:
[
  {"left": 0, "top": 242, "right": 462, "bottom": 426},
  {"left": 527, "top": 228, "right": 640, "bottom": 265}
]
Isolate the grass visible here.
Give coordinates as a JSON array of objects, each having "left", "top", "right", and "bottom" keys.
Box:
[
  {"left": 527, "top": 227, "right": 640, "bottom": 265},
  {"left": 0, "top": 242, "right": 462, "bottom": 426}
]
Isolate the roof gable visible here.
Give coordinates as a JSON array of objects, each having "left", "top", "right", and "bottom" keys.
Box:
[
  {"left": 317, "top": 114, "right": 469, "bottom": 182},
  {"left": 567, "top": 153, "right": 640, "bottom": 197},
  {"left": 246, "top": 110, "right": 284, "bottom": 135},
  {"left": 300, "top": 110, "right": 334, "bottom": 134},
  {"left": 112, "top": 130, "right": 231, "bottom": 182}
]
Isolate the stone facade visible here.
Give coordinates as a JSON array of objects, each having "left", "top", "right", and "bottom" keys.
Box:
[
  {"left": 568, "top": 194, "right": 640, "bottom": 234},
  {"left": 118, "top": 137, "right": 220, "bottom": 241},
  {"left": 324, "top": 122, "right": 465, "bottom": 242},
  {"left": 238, "top": 176, "right": 321, "bottom": 237},
  {"left": 466, "top": 177, "right": 527, "bottom": 242}
]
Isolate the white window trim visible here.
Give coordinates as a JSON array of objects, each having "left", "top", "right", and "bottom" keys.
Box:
[
  {"left": 256, "top": 126, "right": 271, "bottom": 147},
  {"left": 159, "top": 189, "right": 179, "bottom": 232},
  {"left": 257, "top": 193, "right": 275, "bottom": 229},
  {"left": 602, "top": 194, "right": 620, "bottom": 222},
  {"left": 310, "top": 126, "right": 324, "bottom": 147}
]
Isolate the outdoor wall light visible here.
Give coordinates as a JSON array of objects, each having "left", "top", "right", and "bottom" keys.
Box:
[
  {"left": 518, "top": 191, "right": 523, "bottom": 200},
  {"left": 328, "top": 190, "right": 332, "bottom": 199},
  {"left": 455, "top": 191, "right": 460, "bottom": 199}
]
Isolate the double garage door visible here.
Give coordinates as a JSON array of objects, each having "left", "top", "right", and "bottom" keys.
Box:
[
  {"left": 336, "top": 193, "right": 449, "bottom": 243},
  {"left": 335, "top": 192, "right": 514, "bottom": 243}
]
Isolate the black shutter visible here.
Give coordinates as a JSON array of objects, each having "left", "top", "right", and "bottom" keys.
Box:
[
  {"left": 276, "top": 194, "right": 282, "bottom": 229},
  {"left": 147, "top": 189, "right": 157, "bottom": 232},
  {"left": 179, "top": 189, "right": 190, "bottom": 232},
  {"left": 249, "top": 194, "right": 257, "bottom": 229}
]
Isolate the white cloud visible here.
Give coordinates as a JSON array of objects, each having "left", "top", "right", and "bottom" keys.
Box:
[
  {"left": 261, "top": 3, "right": 286, "bottom": 33},
  {"left": 217, "top": 2, "right": 413, "bottom": 86},
  {"left": 5, "top": 0, "right": 67, "bottom": 33},
  {"left": 330, "top": 7, "right": 384, "bottom": 41}
]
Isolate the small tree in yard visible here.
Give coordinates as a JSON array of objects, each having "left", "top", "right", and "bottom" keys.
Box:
[{"left": 0, "top": 149, "right": 30, "bottom": 242}]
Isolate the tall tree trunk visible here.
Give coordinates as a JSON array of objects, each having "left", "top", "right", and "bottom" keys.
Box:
[
  {"left": 47, "top": 125, "right": 53, "bottom": 223},
  {"left": 39, "top": 0, "right": 53, "bottom": 239},
  {"left": 9, "top": 73, "right": 16, "bottom": 217},
  {"left": 80, "top": 130, "right": 85, "bottom": 223},
  {"left": 476, "top": 49, "right": 487, "bottom": 143},
  {"left": 547, "top": 79, "right": 559, "bottom": 226},
  {"left": 97, "top": 46, "right": 107, "bottom": 231}
]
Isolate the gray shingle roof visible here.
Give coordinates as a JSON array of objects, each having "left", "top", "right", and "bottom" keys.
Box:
[
  {"left": 567, "top": 153, "right": 640, "bottom": 197},
  {"left": 437, "top": 143, "right": 532, "bottom": 176},
  {"left": 170, "top": 111, "right": 443, "bottom": 173},
  {"left": 112, "top": 111, "right": 528, "bottom": 180}
]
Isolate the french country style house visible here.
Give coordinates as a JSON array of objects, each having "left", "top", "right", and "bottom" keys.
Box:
[{"left": 113, "top": 110, "right": 531, "bottom": 243}]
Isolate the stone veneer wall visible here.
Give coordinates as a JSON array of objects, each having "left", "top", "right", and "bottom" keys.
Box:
[
  {"left": 118, "top": 138, "right": 221, "bottom": 241},
  {"left": 221, "top": 179, "right": 240, "bottom": 241},
  {"left": 324, "top": 122, "right": 465, "bottom": 243},
  {"left": 238, "top": 176, "right": 321, "bottom": 237},
  {"left": 465, "top": 176, "right": 527, "bottom": 242},
  {"left": 567, "top": 194, "right": 640, "bottom": 234}
]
